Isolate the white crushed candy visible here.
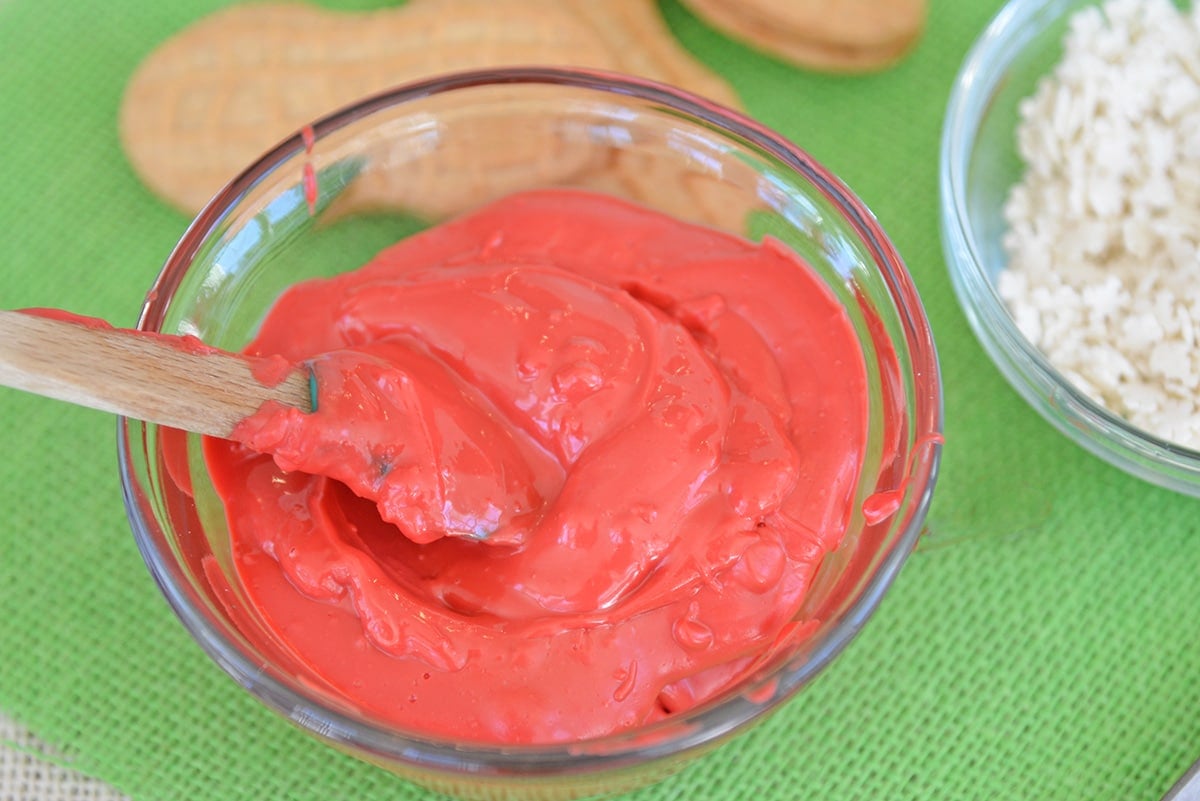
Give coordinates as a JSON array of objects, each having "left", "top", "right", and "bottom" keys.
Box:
[
  {"left": 1120, "top": 311, "right": 1163, "bottom": 350},
  {"left": 1150, "top": 340, "right": 1192, "bottom": 384},
  {"left": 1081, "top": 276, "right": 1125, "bottom": 323},
  {"left": 1122, "top": 381, "right": 1165, "bottom": 414},
  {"left": 1181, "top": 305, "right": 1196, "bottom": 348},
  {"left": 999, "top": 0, "right": 1200, "bottom": 450}
]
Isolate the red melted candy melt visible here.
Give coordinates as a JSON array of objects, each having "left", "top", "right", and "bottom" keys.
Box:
[{"left": 203, "top": 189, "right": 878, "bottom": 744}]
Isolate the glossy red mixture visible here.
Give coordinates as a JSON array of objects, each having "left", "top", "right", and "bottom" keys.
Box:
[{"left": 204, "top": 189, "right": 870, "bottom": 744}]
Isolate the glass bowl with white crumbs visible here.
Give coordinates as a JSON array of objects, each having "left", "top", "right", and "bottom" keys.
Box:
[{"left": 941, "top": 0, "right": 1200, "bottom": 495}]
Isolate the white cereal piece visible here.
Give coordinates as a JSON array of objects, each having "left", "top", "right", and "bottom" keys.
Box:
[
  {"left": 1122, "top": 381, "right": 1165, "bottom": 414},
  {"left": 1120, "top": 311, "right": 1164, "bottom": 350},
  {"left": 1159, "top": 77, "right": 1199, "bottom": 122},
  {"left": 1150, "top": 340, "right": 1193, "bottom": 384},
  {"left": 1000, "top": 0, "right": 1200, "bottom": 449},
  {"left": 1179, "top": 304, "right": 1196, "bottom": 348},
  {"left": 1081, "top": 276, "right": 1125, "bottom": 323},
  {"left": 1143, "top": 397, "right": 1200, "bottom": 449}
]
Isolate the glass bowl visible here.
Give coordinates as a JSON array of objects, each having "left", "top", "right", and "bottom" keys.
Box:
[
  {"left": 940, "top": 0, "right": 1200, "bottom": 495},
  {"left": 120, "top": 67, "right": 943, "bottom": 800}
]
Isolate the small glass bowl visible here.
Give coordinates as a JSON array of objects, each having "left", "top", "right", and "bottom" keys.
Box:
[
  {"left": 940, "top": 0, "right": 1200, "bottom": 496},
  {"left": 121, "top": 68, "right": 943, "bottom": 800}
]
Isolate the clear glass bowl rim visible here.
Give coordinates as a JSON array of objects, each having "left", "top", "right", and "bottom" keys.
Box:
[
  {"left": 120, "top": 66, "right": 944, "bottom": 777},
  {"left": 940, "top": 0, "right": 1200, "bottom": 496}
]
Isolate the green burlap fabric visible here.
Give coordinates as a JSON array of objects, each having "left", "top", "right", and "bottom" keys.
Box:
[{"left": 2, "top": 1, "right": 1198, "bottom": 799}]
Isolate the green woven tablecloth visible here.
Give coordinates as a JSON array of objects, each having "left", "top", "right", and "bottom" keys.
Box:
[{"left": 2, "top": 1, "right": 1198, "bottom": 799}]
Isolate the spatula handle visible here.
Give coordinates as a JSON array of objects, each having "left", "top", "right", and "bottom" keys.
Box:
[{"left": 0, "top": 310, "right": 310, "bottom": 438}]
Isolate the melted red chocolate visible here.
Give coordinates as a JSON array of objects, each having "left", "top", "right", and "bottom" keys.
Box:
[{"left": 204, "top": 189, "right": 871, "bottom": 744}]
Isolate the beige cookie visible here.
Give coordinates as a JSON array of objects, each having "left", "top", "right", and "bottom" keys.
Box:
[
  {"left": 575, "top": 146, "right": 764, "bottom": 233},
  {"left": 561, "top": 0, "right": 741, "bottom": 109},
  {"left": 681, "top": 0, "right": 927, "bottom": 72},
  {"left": 120, "top": 1, "right": 613, "bottom": 215},
  {"left": 325, "top": 86, "right": 610, "bottom": 220},
  {"left": 119, "top": 0, "right": 742, "bottom": 217}
]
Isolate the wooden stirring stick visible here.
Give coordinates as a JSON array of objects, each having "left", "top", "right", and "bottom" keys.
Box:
[{"left": 0, "top": 310, "right": 312, "bottom": 438}]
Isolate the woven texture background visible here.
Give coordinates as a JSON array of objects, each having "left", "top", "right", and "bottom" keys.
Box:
[
  {"left": 1, "top": 1, "right": 1199, "bottom": 799},
  {"left": 0, "top": 715, "right": 127, "bottom": 801}
]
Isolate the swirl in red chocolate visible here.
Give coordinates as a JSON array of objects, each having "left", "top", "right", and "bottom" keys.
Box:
[{"left": 205, "top": 189, "right": 868, "bottom": 744}]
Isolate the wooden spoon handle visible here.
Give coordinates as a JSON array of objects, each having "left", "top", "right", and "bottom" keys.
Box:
[{"left": 0, "top": 310, "right": 311, "bottom": 439}]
